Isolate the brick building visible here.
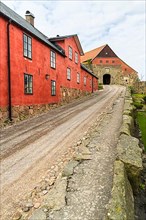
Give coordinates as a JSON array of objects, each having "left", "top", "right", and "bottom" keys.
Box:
[
  {"left": 81, "top": 44, "right": 138, "bottom": 86},
  {"left": 0, "top": 2, "right": 98, "bottom": 124}
]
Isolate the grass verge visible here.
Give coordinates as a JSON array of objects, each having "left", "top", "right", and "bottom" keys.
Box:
[{"left": 137, "top": 111, "right": 146, "bottom": 151}]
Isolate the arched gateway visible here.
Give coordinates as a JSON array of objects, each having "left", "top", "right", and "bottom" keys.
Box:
[{"left": 103, "top": 74, "right": 111, "bottom": 85}]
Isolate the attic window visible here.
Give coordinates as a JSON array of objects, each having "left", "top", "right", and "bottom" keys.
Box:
[{"left": 105, "top": 52, "right": 108, "bottom": 55}]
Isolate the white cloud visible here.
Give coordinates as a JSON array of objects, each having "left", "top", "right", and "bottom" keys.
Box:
[{"left": 2, "top": 0, "right": 146, "bottom": 80}]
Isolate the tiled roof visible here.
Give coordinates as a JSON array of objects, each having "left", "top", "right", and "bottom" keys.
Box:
[
  {"left": 81, "top": 45, "right": 106, "bottom": 63},
  {"left": 0, "top": 2, "right": 64, "bottom": 55}
]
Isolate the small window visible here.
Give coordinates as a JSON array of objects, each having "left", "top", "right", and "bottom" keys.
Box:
[
  {"left": 67, "top": 68, "right": 71, "bottom": 80},
  {"left": 51, "top": 80, "right": 56, "bottom": 96},
  {"left": 24, "top": 74, "right": 33, "bottom": 94},
  {"left": 112, "top": 60, "right": 115, "bottom": 63},
  {"left": 125, "top": 68, "right": 127, "bottom": 71},
  {"left": 23, "top": 34, "right": 32, "bottom": 59},
  {"left": 69, "top": 46, "right": 73, "bottom": 60},
  {"left": 51, "top": 51, "right": 56, "bottom": 68},
  {"left": 84, "top": 76, "right": 86, "bottom": 86},
  {"left": 100, "top": 60, "right": 102, "bottom": 63},
  {"left": 77, "top": 73, "right": 80, "bottom": 84},
  {"left": 106, "top": 60, "right": 109, "bottom": 63},
  {"left": 75, "top": 52, "right": 78, "bottom": 64}
]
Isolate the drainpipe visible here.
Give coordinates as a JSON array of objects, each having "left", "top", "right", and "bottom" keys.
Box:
[
  {"left": 7, "top": 19, "right": 12, "bottom": 121},
  {"left": 92, "top": 76, "right": 94, "bottom": 93}
]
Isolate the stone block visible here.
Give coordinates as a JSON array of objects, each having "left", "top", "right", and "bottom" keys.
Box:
[
  {"left": 104, "top": 160, "right": 134, "bottom": 220},
  {"left": 117, "top": 134, "right": 142, "bottom": 190}
]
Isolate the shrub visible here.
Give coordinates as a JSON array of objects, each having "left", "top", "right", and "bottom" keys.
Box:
[
  {"left": 133, "top": 102, "right": 143, "bottom": 109},
  {"left": 143, "top": 96, "right": 146, "bottom": 104},
  {"left": 98, "top": 83, "right": 103, "bottom": 90}
]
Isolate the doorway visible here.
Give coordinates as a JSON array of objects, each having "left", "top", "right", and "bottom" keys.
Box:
[{"left": 103, "top": 74, "right": 111, "bottom": 85}]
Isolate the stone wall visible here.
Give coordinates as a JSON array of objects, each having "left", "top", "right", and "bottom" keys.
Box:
[
  {"left": 60, "top": 86, "right": 90, "bottom": 103},
  {"left": 134, "top": 81, "right": 146, "bottom": 94},
  {"left": 104, "top": 88, "right": 143, "bottom": 220},
  {"left": 0, "top": 87, "right": 91, "bottom": 127},
  {"left": 84, "top": 63, "right": 138, "bottom": 86}
]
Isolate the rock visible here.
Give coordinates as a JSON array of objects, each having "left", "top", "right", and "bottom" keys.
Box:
[
  {"left": 123, "top": 115, "right": 134, "bottom": 129},
  {"left": 78, "top": 146, "right": 91, "bottom": 155},
  {"left": 120, "top": 123, "right": 131, "bottom": 136},
  {"left": 34, "top": 202, "right": 41, "bottom": 209},
  {"left": 42, "top": 190, "right": 48, "bottom": 195},
  {"left": 73, "top": 153, "right": 92, "bottom": 161},
  {"left": 62, "top": 160, "right": 79, "bottom": 177},
  {"left": 43, "top": 177, "right": 67, "bottom": 210},
  {"left": 26, "top": 202, "right": 33, "bottom": 208},
  {"left": 117, "top": 134, "right": 143, "bottom": 190},
  {"left": 104, "top": 160, "right": 134, "bottom": 220},
  {"left": 22, "top": 206, "right": 30, "bottom": 212},
  {"left": 29, "top": 209, "right": 46, "bottom": 220},
  {"left": 12, "top": 211, "right": 22, "bottom": 220}
]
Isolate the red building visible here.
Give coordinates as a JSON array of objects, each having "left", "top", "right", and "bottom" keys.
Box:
[
  {"left": 0, "top": 2, "right": 98, "bottom": 124},
  {"left": 81, "top": 44, "right": 138, "bottom": 85}
]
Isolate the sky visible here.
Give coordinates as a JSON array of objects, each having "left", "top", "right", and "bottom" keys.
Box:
[{"left": 1, "top": 0, "right": 146, "bottom": 80}]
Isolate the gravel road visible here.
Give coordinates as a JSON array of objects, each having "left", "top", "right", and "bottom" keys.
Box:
[{"left": 0, "top": 85, "right": 125, "bottom": 219}]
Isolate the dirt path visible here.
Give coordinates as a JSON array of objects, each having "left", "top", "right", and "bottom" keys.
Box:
[{"left": 0, "top": 85, "right": 125, "bottom": 219}]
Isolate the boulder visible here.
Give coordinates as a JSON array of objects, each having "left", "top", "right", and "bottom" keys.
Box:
[
  {"left": 43, "top": 177, "right": 67, "bottom": 211},
  {"left": 29, "top": 209, "right": 46, "bottom": 220},
  {"left": 104, "top": 160, "right": 134, "bottom": 220},
  {"left": 120, "top": 123, "right": 131, "bottom": 136},
  {"left": 62, "top": 160, "right": 79, "bottom": 177},
  {"left": 117, "top": 134, "right": 142, "bottom": 190}
]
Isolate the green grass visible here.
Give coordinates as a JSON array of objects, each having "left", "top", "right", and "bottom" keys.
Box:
[
  {"left": 137, "top": 111, "right": 146, "bottom": 151},
  {"left": 132, "top": 94, "right": 145, "bottom": 99}
]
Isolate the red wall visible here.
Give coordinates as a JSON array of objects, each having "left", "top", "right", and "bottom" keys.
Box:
[
  {"left": 92, "top": 57, "right": 134, "bottom": 74},
  {"left": 0, "top": 16, "right": 98, "bottom": 109}
]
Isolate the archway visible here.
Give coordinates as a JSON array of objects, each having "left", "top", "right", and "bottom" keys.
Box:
[{"left": 103, "top": 74, "right": 111, "bottom": 85}]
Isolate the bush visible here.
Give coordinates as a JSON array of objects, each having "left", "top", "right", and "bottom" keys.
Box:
[
  {"left": 98, "top": 83, "right": 103, "bottom": 90},
  {"left": 133, "top": 102, "right": 143, "bottom": 109},
  {"left": 143, "top": 96, "right": 146, "bottom": 104}
]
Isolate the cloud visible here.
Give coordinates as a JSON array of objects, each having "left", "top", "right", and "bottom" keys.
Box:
[{"left": 2, "top": 0, "right": 146, "bottom": 80}]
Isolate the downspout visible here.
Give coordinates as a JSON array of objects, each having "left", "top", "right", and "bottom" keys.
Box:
[
  {"left": 92, "top": 76, "right": 94, "bottom": 93},
  {"left": 7, "top": 19, "right": 12, "bottom": 121}
]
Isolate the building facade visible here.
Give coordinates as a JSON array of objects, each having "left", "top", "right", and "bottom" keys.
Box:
[
  {"left": 81, "top": 44, "right": 138, "bottom": 86},
  {"left": 0, "top": 2, "right": 98, "bottom": 125}
]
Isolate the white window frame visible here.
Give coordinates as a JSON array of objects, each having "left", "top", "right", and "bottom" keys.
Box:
[
  {"left": 75, "top": 52, "right": 78, "bottom": 64},
  {"left": 67, "top": 68, "right": 71, "bottom": 80},
  {"left": 84, "top": 76, "right": 86, "bottom": 86},
  {"left": 69, "top": 46, "right": 73, "bottom": 60},
  {"left": 51, "top": 51, "right": 56, "bottom": 68},
  {"left": 77, "top": 73, "right": 80, "bottom": 84},
  {"left": 51, "top": 80, "right": 56, "bottom": 96}
]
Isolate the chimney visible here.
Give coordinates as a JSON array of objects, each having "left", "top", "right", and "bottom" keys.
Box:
[{"left": 25, "top": 10, "right": 35, "bottom": 26}]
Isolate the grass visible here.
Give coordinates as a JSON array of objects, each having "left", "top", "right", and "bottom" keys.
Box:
[
  {"left": 137, "top": 111, "right": 146, "bottom": 151},
  {"left": 132, "top": 94, "right": 146, "bottom": 99}
]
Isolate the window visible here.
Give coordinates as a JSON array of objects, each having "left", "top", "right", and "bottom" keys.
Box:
[
  {"left": 75, "top": 52, "right": 78, "bottom": 64},
  {"left": 23, "top": 34, "right": 32, "bottom": 59},
  {"left": 125, "top": 68, "right": 127, "bottom": 71},
  {"left": 67, "top": 68, "right": 71, "bottom": 80},
  {"left": 51, "top": 51, "right": 56, "bottom": 68},
  {"left": 106, "top": 60, "right": 109, "bottom": 63},
  {"left": 84, "top": 76, "right": 86, "bottom": 86},
  {"left": 112, "top": 60, "right": 115, "bottom": 63},
  {"left": 77, "top": 73, "right": 80, "bottom": 84},
  {"left": 24, "top": 74, "right": 33, "bottom": 94},
  {"left": 69, "top": 46, "right": 73, "bottom": 60},
  {"left": 100, "top": 60, "right": 102, "bottom": 63},
  {"left": 51, "top": 80, "right": 56, "bottom": 96}
]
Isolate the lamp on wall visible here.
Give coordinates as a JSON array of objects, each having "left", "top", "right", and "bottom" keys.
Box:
[{"left": 45, "top": 74, "right": 50, "bottom": 80}]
